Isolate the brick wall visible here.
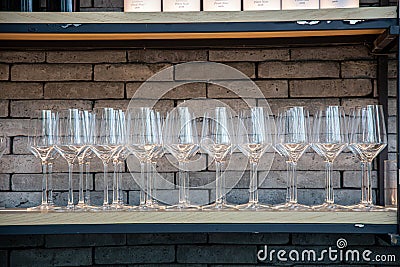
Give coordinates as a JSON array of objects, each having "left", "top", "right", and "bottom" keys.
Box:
[{"left": 0, "top": 45, "right": 394, "bottom": 208}]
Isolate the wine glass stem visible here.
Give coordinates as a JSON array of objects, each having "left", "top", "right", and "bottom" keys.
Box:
[
  {"left": 361, "top": 161, "right": 373, "bottom": 205},
  {"left": 215, "top": 160, "right": 223, "bottom": 205},
  {"left": 47, "top": 162, "right": 54, "bottom": 206},
  {"left": 151, "top": 161, "right": 158, "bottom": 204},
  {"left": 178, "top": 161, "right": 189, "bottom": 205},
  {"left": 41, "top": 162, "right": 48, "bottom": 206},
  {"left": 288, "top": 161, "right": 298, "bottom": 204},
  {"left": 249, "top": 160, "right": 259, "bottom": 205},
  {"left": 146, "top": 161, "right": 153, "bottom": 205},
  {"left": 103, "top": 162, "right": 108, "bottom": 206},
  {"left": 112, "top": 160, "right": 118, "bottom": 204},
  {"left": 67, "top": 162, "right": 74, "bottom": 207},
  {"left": 85, "top": 162, "right": 91, "bottom": 205},
  {"left": 117, "top": 161, "right": 123, "bottom": 204},
  {"left": 139, "top": 162, "right": 146, "bottom": 206},
  {"left": 78, "top": 161, "right": 84, "bottom": 205},
  {"left": 325, "top": 161, "right": 334, "bottom": 204}
]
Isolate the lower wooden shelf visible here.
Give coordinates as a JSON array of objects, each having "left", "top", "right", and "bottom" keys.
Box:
[{"left": 0, "top": 210, "right": 397, "bottom": 234}]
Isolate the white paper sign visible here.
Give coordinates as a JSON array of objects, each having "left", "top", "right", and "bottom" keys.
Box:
[
  {"left": 163, "top": 0, "right": 200, "bottom": 12},
  {"left": 282, "top": 0, "right": 319, "bottom": 9},
  {"left": 124, "top": 0, "right": 161, "bottom": 12},
  {"left": 243, "top": 0, "right": 281, "bottom": 10},
  {"left": 203, "top": 0, "right": 241, "bottom": 11},
  {"left": 320, "top": 0, "right": 359, "bottom": 9}
]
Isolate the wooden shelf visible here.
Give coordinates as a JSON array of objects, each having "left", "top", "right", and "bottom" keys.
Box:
[
  {"left": 0, "top": 210, "right": 397, "bottom": 234},
  {"left": 0, "top": 7, "right": 396, "bottom": 41}
]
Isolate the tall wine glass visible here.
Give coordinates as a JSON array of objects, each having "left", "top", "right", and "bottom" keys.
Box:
[
  {"left": 164, "top": 107, "right": 200, "bottom": 210},
  {"left": 127, "top": 107, "right": 163, "bottom": 210},
  {"left": 28, "top": 110, "right": 58, "bottom": 211},
  {"left": 201, "top": 107, "right": 236, "bottom": 210},
  {"left": 237, "top": 107, "right": 274, "bottom": 210},
  {"left": 274, "top": 106, "right": 311, "bottom": 211},
  {"left": 348, "top": 105, "right": 387, "bottom": 211},
  {"left": 92, "top": 108, "right": 121, "bottom": 210},
  {"left": 75, "top": 110, "right": 95, "bottom": 210},
  {"left": 56, "top": 109, "right": 87, "bottom": 210},
  {"left": 110, "top": 109, "right": 128, "bottom": 210},
  {"left": 311, "top": 106, "right": 348, "bottom": 211}
]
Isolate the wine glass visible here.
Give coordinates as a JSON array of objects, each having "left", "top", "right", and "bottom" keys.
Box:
[
  {"left": 56, "top": 109, "right": 87, "bottom": 210},
  {"left": 163, "top": 107, "right": 200, "bottom": 210},
  {"left": 92, "top": 108, "right": 121, "bottom": 210},
  {"left": 311, "top": 106, "right": 348, "bottom": 211},
  {"left": 127, "top": 107, "right": 163, "bottom": 210},
  {"left": 348, "top": 105, "right": 387, "bottom": 211},
  {"left": 110, "top": 109, "right": 128, "bottom": 210},
  {"left": 237, "top": 107, "right": 274, "bottom": 210},
  {"left": 274, "top": 106, "right": 311, "bottom": 211},
  {"left": 201, "top": 106, "right": 236, "bottom": 210},
  {"left": 27, "top": 110, "right": 58, "bottom": 211},
  {"left": 75, "top": 110, "right": 96, "bottom": 210}
]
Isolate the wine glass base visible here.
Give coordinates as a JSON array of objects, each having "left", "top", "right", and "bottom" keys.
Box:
[
  {"left": 166, "top": 203, "right": 200, "bottom": 211},
  {"left": 273, "top": 202, "right": 311, "bottom": 211},
  {"left": 348, "top": 203, "right": 387, "bottom": 212},
  {"left": 27, "top": 204, "right": 60, "bottom": 212},
  {"left": 237, "top": 202, "right": 272, "bottom": 211},
  {"left": 312, "top": 203, "right": 349, "bottom": 211},
  {"left": 202, "top": 203, "right": 237, "bottom": 211},
  {"left": 109, "top": 203, "right": 128, "bottom": 210}
]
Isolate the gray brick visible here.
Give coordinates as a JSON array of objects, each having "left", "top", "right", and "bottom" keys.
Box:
[
  {"left": 0, "top": 235, "right": 44, "bottom": 248},
  {"left": 259, "top": 61, "right": 340, "bottom": 78},
  {"left": 12, "top": 136, "right": 30, "bottom": 154},
  {"left": 292, "top": 233, "right": 375, "bottom": 245},
  {"left": 388, "top": 134, "right": 396, "bottom": 152},
  {"left": 12, "top": 173, "right": 94, "bottom": 191},
  {"left": 225, "top": 188, "right": 286, "bottom": 205},
  {"left": 267, "top": 98, "right": 340, "bottom": 114},
  {"left": 335, "top": 189, "right": 376, "bottom": 205},
  {"left": 94, "top": 64, "right": 172, "bottom": 81},
  {"left": 129, "top": 189, "right": 209, "bottom": 206},
  {"left": 388, "top": 116, "right": 396, "bottom": 134},
  {"left": 127, "top": 233, "right": 207, "bottom": 245},
  {"left": 10, "top": 248, "right": 92, "bottom": 267},
  {"left": 388, "top": 98, "right": 396, "bottom": 116},
  {"left": 0, "top": 192, "right": 41, "bottom": 208},
  {"left": 225, "top": 62, "right": 255, "bottom": 78},
  {"left": 127, "top": 82, "right": 206, "bottom": 100},
  {"left": 209, "top": 48, "right": 289, "bottom": 62},
  {"left": 208, "top": 233, "right": 289, "bottom": 244},
  {"left": 388, "top": 59, "right": 396, "bottom": 79},
  {"left": 80, "top": 0, "right": 92, "bottom": 7},
  {"left": 290, "top": 79, "right": 372, "bottom": 98},
  {"left": 46, "top": 234, "right": 126, "bottom": 248},
  {"left": 95, "top": 172, "right": 174, "bottom": 190},
  {"left": 343, "top": 171, "right": 377, "bottom": 188},
  {"left": 341, "top": 61, "right": 377, "bottom": 78},
  {"left": 0, "top": 100, "right": 8, "bottom": 117},
  {"left": 0, "top": 155, "right": 40, "bottom": 173},
  {"left": 0, "top": 174, "right": 10, "bottom": 190},
  {"left": 10, "top": 100, "right": 92, "bottom": 118},
  {"left": 341, "top": 98, "right": 378, "bottom": 113},
  {"left": 177, "top": 245, "right": 257, "bottom": 264},
  {"left": 51, "top": 191, "right": 127, "bottom": 207},
  {"left": 94, "top": 0, "right": 123, "bottom": 7},
  {"left": 388, "top": 79, "right": 396, "bottom": 97},
  {"left": 297, "top": 189, "right": 326, "bottom": 206},
  {"left": 290, "top": 45, "right": 372, "bottom": 61},
  {"left": 0, "top": 82, "right": 43, "bottom": 99},
  {"left": 207, "top": 80, "right": 288, "bottom": 99},
  {"left": 44, "top": 82, "right": 125, "bottom": 99},
  {"left": 0, "top": 51, "right": 45, "bottom": 63},
  {"left": 0, "top": 118, "right": 30, "bottom": 136},
  {"left": 174, "top": 62, "right": 251, "bottom": 81},
  {"left": 94, "top": 99, "right": 174, "bottom": 115},
  {"left": 11, "top": 64, "right": 92, "bottom": 81},
  {"left": 0, "top": 64, "right": 9, "bottom": 80},
  {"left": 47, "top": 50, "right": 126, "bottom": 63},
  {"left": 128, "top": 49, "right": 207, "bottom": 63},
  {"left": 95, "top": 246, "right": 175, "bottom": 264}
]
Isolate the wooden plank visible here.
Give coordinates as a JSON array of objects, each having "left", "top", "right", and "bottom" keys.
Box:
[
  {"left": 0, "top": 29, "right": 386, "bottom": 41},
  {"left": 0, "top": 211, "right": 396, "bottom": 226},
  {"left": 0, "top": 7, "right": 396, "bottom": 24}
]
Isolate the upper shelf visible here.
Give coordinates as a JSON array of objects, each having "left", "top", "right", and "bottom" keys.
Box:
[{"left": 0, "top": 7, "right": 397, "bottom": 41}]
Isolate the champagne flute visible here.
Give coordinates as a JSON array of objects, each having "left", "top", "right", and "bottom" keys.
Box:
[
  {"left": 237, "top": 107, "right": 274, "bottom": 210},
  {"left": 127, "top": 107, "right": 163, "bottom": 210},
  {"left": 91, "top": 108, "right": 121, "bottom": 210},
  {"left": 56, "top": 109, "right": 87, "bottom": 210},
  {"left": 163, "top": 107, "right": 200, "bottom": 210},
  {"left": 274, "top": 106, "right": 311, "bottom": 211},
  {"left": 311, "top": 106, "right": 348, "bottom": 211},
  {"left": 348, "top": 105, "right": 387, "bottom": 211},
  {"left": 28, "top": 110, "right": 58, "bottom": 211},
  {"left": 201, "top": 107, "right": 236, "bottom": 210}
]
